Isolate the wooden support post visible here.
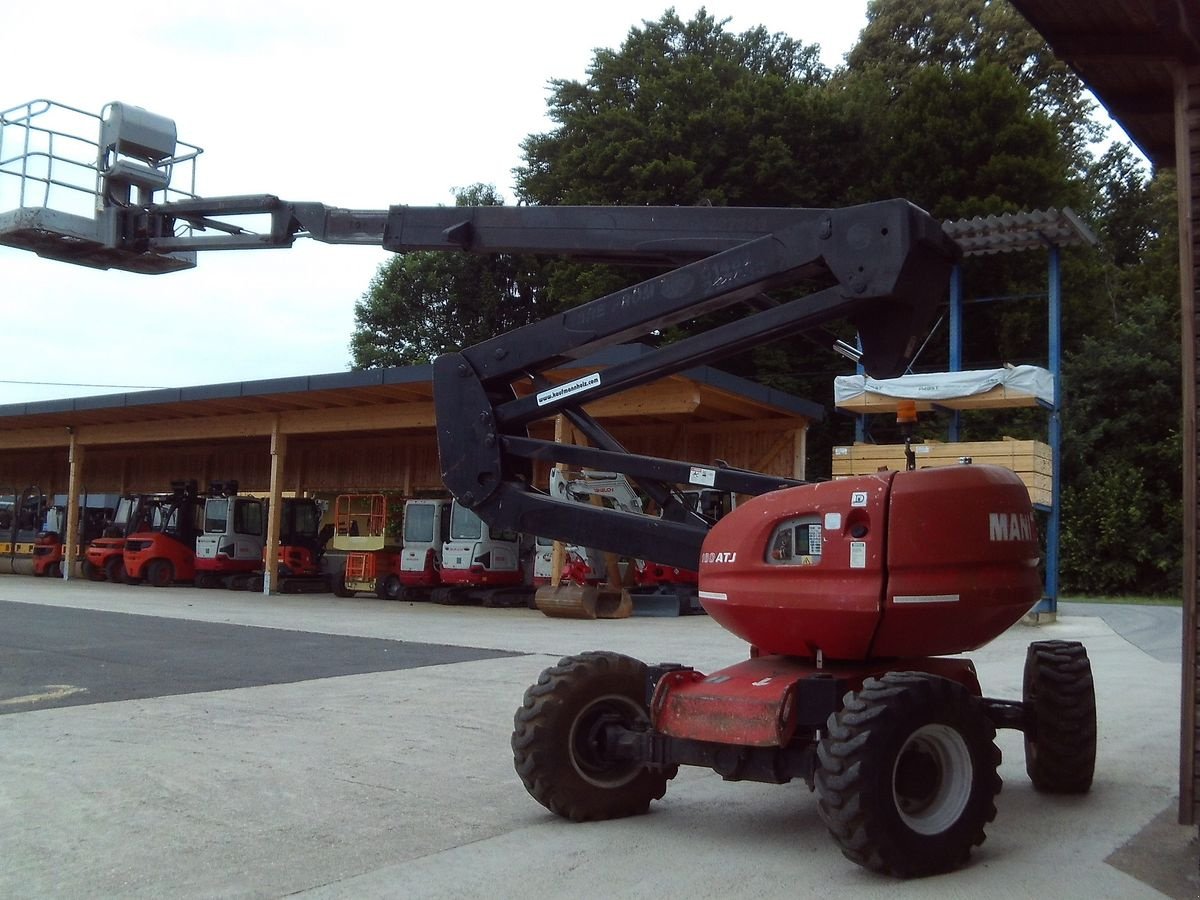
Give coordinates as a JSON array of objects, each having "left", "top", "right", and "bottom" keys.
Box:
[
  {"left": 263, "top": 420, "right": 287, "bottom": 595},
  {"left": 295, "top": 447, "right": 307, "bottom": 496},
  {"left": 792, "top": 426, "right": 808, "bottom": 481},
  {"left": 1177, "top": 63, "right": 1199, "bottom": 826},
  {"left": 63, "top": 431, "right": 84, "bottom": 580}
]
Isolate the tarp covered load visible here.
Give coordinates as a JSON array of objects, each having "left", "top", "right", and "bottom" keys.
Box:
[{"left": 834, "top": 365, "right": 1054, "bottom": 411}]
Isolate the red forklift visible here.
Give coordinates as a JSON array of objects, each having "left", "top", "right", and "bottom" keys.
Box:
[
  {"left": 122, "top": 480, "right": 203, "bottom": 586},
  {"left": 31, "top": 493, "right": 121, "bottom": 578},
  {"left": 82, "top": 492, "right": 171, "bottom": 582}
]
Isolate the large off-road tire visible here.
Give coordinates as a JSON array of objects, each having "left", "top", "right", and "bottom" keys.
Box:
[
  {"left": 104, "top": 557, "right": 126, "bottom": 584},
  {"left": 512, "top": 651, "right": 676, "bottom": 822},
  {"left": 332, "top": 577, "right": 354, "bottom": 598},
  {"left": 816, "top": 671, "right": 1002, "bottom": 878},
  {"left": 1023, "top": 640, "right": 1096, "bottom": 793},
  {"left": 145, "top": 559, "right": 174, "bottom": 588}
]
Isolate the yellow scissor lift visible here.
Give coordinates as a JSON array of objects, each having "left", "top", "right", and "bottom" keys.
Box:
[{"left": 330, "top": 494, "right": 403, "bottom": 598}]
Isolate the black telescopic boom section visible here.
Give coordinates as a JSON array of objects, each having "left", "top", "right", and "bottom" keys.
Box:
[
  {"left": 147, "top": 194, "right": 957, "bottom": 569},
  {"left": 430, "top": 201, "right": 957, "bottom": 570}
]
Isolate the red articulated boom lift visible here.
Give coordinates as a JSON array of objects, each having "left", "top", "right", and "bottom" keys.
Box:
[{"left": 0, "top": 100, "right": 1097, "bottom": 877}]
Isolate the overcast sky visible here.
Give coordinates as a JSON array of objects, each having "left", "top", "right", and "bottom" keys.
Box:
[{"left": 0, "top": 1, "right": 872, "bottom": 407}]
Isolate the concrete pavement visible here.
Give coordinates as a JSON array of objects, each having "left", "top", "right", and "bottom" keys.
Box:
[{"left": 0, "top": 577, "right": 1194, "bottom": 898}]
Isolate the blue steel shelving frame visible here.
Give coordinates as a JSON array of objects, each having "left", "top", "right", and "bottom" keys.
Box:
[{"left": 857, "top": 209, "right": 1096, "bottom": 614}]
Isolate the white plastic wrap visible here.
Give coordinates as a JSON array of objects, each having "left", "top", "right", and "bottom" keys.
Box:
[{"left": 834, "top": 366, "right": 1054, "bottom": 406}]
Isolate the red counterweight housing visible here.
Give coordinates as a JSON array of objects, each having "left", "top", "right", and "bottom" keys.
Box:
[{"left": 698, "top": 465, "right": 1041, "bottom": 661}]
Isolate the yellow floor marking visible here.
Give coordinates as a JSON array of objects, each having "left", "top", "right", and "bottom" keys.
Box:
[{"left": 0, "top": 684, "right": 89, "bottom": 706}]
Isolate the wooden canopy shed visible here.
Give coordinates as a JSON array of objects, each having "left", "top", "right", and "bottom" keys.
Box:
[{"left": 0, "top": 344, "right": 822, "bottom": 581}]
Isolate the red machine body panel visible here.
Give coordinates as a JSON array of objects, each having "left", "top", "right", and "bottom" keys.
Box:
[
  {"left": 438, "top": 565, "right": 523, "bottom": 587},
  {"left": 698, "top": 473, "right": 891, "bottom": 660},
  {"left": 698, "top": 466, "right": 1041, "bottom": 661},
  {"left": 651, "top": 654, "right": 982, "bottom": 747},
  {"left": 193, "top": 555, "right": 259, "bottom": 575},
  {"left": 876, "top": 464, "right": 1041, "bottom": 657},
  {"left": 85, "top": 537, "right": 125, "bottom": 569},
  {"left": 123, "top": 533, "right": 196, "bottom": 581},
  {"left": 634, "top": 561, "right": 698, "bottom": 587},
  {"left": 399, "top": 548, "right": 440, "bottom": 587},
  {"left": 278, "top": 544, "right": 320, "bottom": 577}
]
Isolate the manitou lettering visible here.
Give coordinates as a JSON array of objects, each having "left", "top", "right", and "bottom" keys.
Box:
[
  {"left": 989, "top": 512, "right": 1035, "bottom": 542},
  {"left": 701, "top": 551, "right": 738, "bottom": 564}
]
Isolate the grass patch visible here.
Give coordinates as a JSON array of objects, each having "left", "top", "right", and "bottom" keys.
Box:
[{"left": 1060, "top": 595, "right": 1182, "bottom": 607}]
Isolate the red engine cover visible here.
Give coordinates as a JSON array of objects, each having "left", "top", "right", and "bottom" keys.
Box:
[{"left": 698, "top": 465, "right": 1041, "bottom": 661}]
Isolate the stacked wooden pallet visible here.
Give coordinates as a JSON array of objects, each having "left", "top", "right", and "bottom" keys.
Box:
[{"left": 831, "top": 438, "right": 1052, "bottom": 507}]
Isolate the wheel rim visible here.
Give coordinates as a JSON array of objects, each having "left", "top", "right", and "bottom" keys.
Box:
[
  {"left": 567, "top": 693, "right": 646, "bottom": 789},
  {"left": 892, "top": 723, "right": 973, "bottom": 835}
]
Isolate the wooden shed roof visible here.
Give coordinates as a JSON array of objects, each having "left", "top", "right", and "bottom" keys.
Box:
[
  {"left": 0, "top": 345, "right": 823, "bottom": 451},
  {"left": 1009, "top": 0, "right": 1200, "bottom": 166}
]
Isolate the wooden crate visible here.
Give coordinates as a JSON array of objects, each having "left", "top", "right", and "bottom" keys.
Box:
[{"left": 832, "top": 438, "right": 1052, "bottom": 507}]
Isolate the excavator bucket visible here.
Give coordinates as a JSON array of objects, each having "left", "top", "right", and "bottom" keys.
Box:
[{"left": 534, "top": 584, "right": 633, "bottom": 619}]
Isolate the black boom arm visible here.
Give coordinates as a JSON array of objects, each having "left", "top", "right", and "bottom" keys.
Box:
[
  {"left": 139, "top": 195, "right": 958, "bottom": 569},
  {"left": 420, "top": 202, "right": 958, "bottom": 570}
]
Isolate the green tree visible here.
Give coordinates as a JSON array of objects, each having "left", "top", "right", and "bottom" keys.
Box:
[
  {"left": 350, "top": 184, "right": 544, "bottom": 367},
  {"left": 517, "top": 8, "right": 838, "bottom": 209},
  {"left": 513, "top": 7, "right": 862, "bottom": 410},
  {"left": 835, "top": 3, "right": 1087, "bottom": 382},
  {"left": 1059, "top": 290, "right": 1181, "bottom": 594},
  {"left": 847, "top": 0, "right": 1102, "bottom": 166}
]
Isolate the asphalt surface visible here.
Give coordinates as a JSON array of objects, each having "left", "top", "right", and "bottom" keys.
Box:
[
  {"left": 0, "top": 600, "right": 519, "bottom": 714},
  {"left": 1059, "top": 600, "right": 1182, "bottom": 663},
  {"left": 1, "top": 577, "right": 1195, "bottom": 899}
]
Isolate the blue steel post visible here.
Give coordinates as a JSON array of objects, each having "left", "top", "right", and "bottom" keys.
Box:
[
  {"left": 948, "top": 264, "right": 963, "bottom": 442},
  {"left": 1041, "top": 245, "right": 1062, "bottom": 614}
]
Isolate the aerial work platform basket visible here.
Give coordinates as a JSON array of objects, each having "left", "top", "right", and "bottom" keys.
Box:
[
  {"left": 331, "top": 493, "right": 394, "bottom": 552},
  {"left": 0, "top": 99, "right": 201, "bottom": 273}
]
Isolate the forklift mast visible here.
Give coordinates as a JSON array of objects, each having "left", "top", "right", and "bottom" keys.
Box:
[{"left": 0, "top": 100, "right": 961, "bottom": 571}]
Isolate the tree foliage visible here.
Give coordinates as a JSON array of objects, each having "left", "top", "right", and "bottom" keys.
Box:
[
  {"left": 1059, "top": 288, "right": 1181, "bottom": 594},
  {"left": 847, "top": 0, "right": 1101, "bottom": 165},
  {"left": 517, "top": 8, "right": 834, "bottom": 208},
  {"left": 350, "top": 184, "right": 543, "bottom": 367}
]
